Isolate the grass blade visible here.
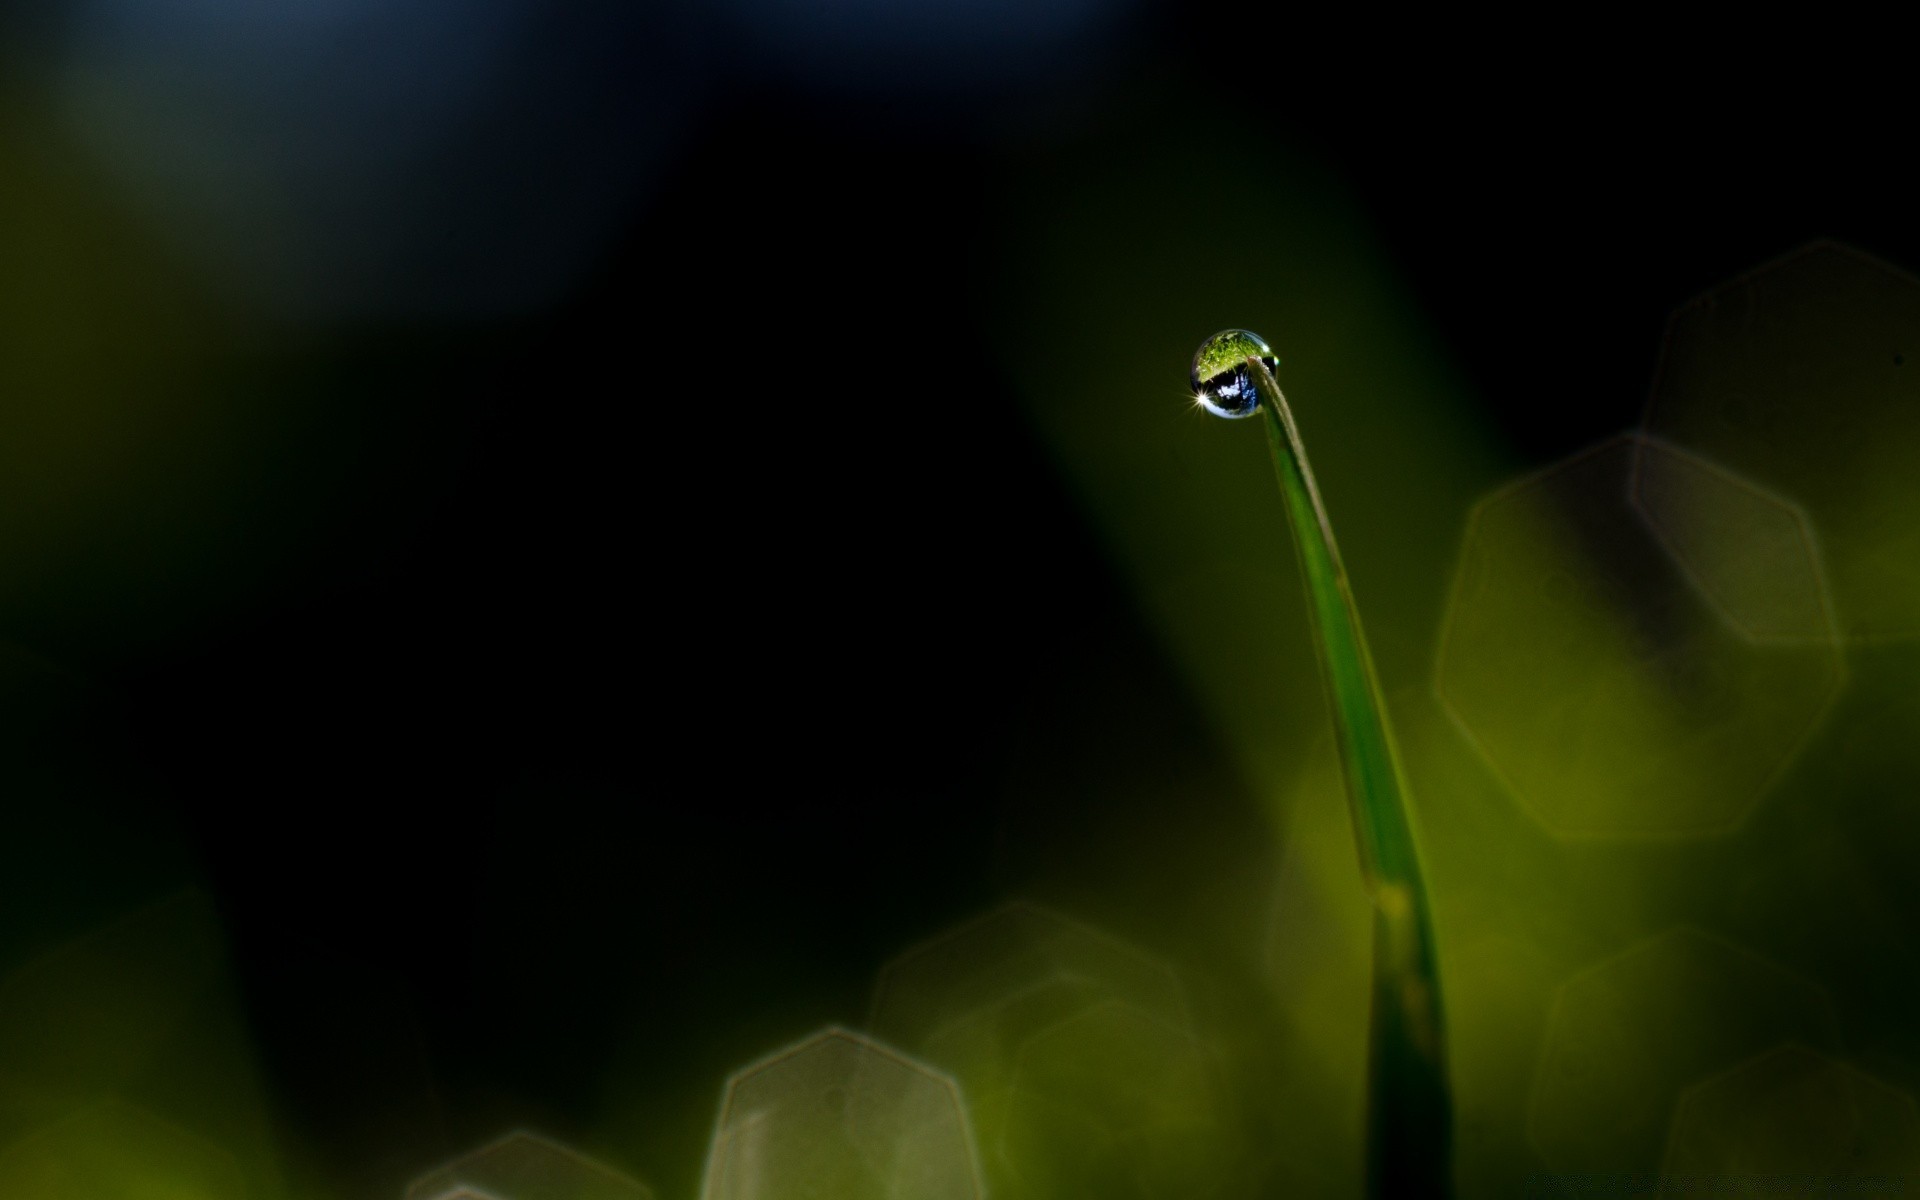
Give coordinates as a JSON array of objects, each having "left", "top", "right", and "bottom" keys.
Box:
[{"left": 1245, "top": 354, "right": 1454, "bottom": 1199}]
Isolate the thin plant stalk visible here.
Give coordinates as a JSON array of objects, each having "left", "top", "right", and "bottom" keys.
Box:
[{"left": 1246, "top": 355, "right": 1454, "bottom": 1198}]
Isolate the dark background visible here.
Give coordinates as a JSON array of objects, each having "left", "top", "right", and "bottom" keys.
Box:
[{"left": 4, "top": 8, "right": 1912, "bottom": 1196}]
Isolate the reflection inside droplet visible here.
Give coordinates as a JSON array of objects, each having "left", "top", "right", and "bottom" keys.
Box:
[{"left": 1190, "top": 329, "right": 1278, "bottom": 419}]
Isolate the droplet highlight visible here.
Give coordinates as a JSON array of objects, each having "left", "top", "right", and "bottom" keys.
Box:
[{"left": 1190, "top": 329, "right": 1278, "bottom": 419}]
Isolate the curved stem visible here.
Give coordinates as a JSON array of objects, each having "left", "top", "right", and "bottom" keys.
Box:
[{"left": 1248, "top": 356, "right": 1454, "bottom": 1198}]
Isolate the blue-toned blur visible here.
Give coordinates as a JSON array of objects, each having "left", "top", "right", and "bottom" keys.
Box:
[
  {"left": 17, "top": 0, "right": 1133, "bottom": 319},
  {"left": 724, "top": 0, "right": 1130, "bottom": 95},
  {"left": 42, "top": 0, "right": 700, "bottom": 318}
]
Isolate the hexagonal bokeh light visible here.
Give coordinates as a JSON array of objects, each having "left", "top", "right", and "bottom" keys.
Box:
[
  {"left": 1662, "top": 1044, "right": 1920, "bottom": 1180},
  {"left": 1645, "top": 240, "right": 1920, "bottom": 641},
  {"left": 869, "top": 902, "right": 1189, "bottom": 1065},
  {"left": 1529, "top": 928, "right": 1840, "bottom": 1172},
  {"left": 865, "top": 903, "right": 1257, "bottom": 1196},
  {"left": 1437, "top": 434, "right": 1843, "bottom": 838},
  {"left": 405, "top": 1131, "right": 653, "bottom": 1200},
  {"left": 701, "top": 1027, "right": 981, "bottom": 1200},
  {"left": 998, "top": 1000, "right": 1231, "bottom": 1199},
  {"left": 867, "top": 903, "right": 1205, "bottom": 1195},
  {"left": 1629, "top": 437, "right": 1838, "bottom": 644}
]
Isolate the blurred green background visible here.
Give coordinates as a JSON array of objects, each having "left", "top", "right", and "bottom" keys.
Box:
[{"left": 3, "top": 7, "right": 1920, "bottom": 1198}]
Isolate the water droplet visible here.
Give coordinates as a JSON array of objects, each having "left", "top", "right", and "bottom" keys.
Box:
[{"left": 1190, "top": 329, "right": 1278, "bottom": 419}]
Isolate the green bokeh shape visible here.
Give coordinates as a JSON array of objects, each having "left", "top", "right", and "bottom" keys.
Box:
[
  {"left": 0, "top": 891, "right": 288, "bottom": 1199},
  {"left": 1644, "top": 241, "right": 1920, "bottom": 642},
  {"left": 997, "top": 1001, "right": 1232, "bottom": 1200},
  {"left": 1630, "top": 439, "right": 1838, "bottom": 644},
  {"left": 702, "top": 1029, "right": 980, "bottom": 1200},
  {"left": 870, "top": 903, "right": 1189, "bottom": 1052},
  {"left": 1662, "top": 1044, "right": 1920, "bottom": 1180},
  {"left": 1528, "top": 927, "right": 1841, "bottom": 1172},
  {"left": 0, "top": 1099, "right": 245, "bottom": 1200},
  {"left": 405, "top": 1132, "right": 655, "bottom": 1200},
  {"left": 1437, "top": 436, "right": 1844, "bottom": 838},
  {"left": 868, "top": 904, "right": 1194, "bottom": 1197}
]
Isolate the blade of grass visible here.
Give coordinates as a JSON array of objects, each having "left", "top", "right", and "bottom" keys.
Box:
[{"left": 1247, "top": 355, "right": 1454, "bottom": 1198}]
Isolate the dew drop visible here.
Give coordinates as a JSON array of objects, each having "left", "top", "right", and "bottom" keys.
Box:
[{"left": 1190, "top": 329, "right": 1278, "bottom": 419}]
